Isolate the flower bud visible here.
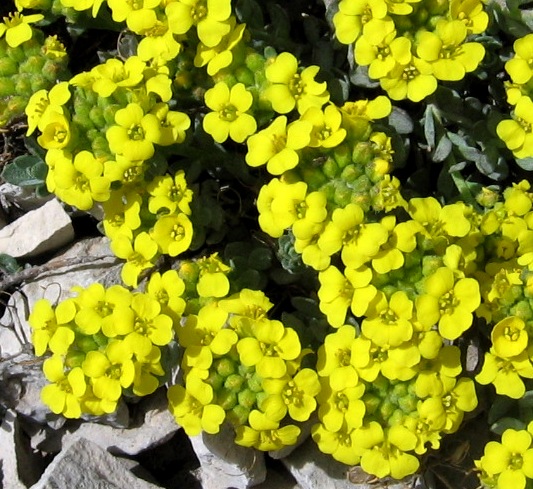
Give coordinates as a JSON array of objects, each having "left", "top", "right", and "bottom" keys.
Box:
[
  {"left": 228, "top": 404, "right": 249, "bottom": 426},
  {"left": 0, "top": 58, "right": 18, "bottom": 76},
  {"left": 0, "top": 79, "right": 16, "bottom": 97},
  {"left": 65, "top": 350, "right": 86, "bottom": 368},
  {"left": 216, "top": 357, "right": 236, "bottom": 377},
  {"left": 217, "top": 387, "right": 238, "bottom": 410},
  {"left": 206, "top": 371, "right": 224, "bottom": 391},
  {"left": 333, "top": 143, "right": 351, "bottom": 169},
  {"left": 238, "top": 388, "right": 257, "bottom": 409},
  {"left": 246, "top": 373, "right": 263, "bottom": 393},
  {"left": 225, "top": 373, "right": 245, "bottom": 392},
  {"left": 245, "top": 52, "right": 265, "bottom": 73}
]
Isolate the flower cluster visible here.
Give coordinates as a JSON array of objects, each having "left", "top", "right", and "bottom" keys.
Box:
[
  {"left": 497, "top": 33, "right": 533, "bottom": 159},
  {"left": 168, "top": 267, "right": 319, "bottom": 451},
  {"left": 28, "top": 275, "right": 184, "bottom": 417},
  {"left": 333, "top": 0, "right": 487, "bottom": 101},
  {"left": 0, "top": 15, "right": 69, "bottom": 127}
]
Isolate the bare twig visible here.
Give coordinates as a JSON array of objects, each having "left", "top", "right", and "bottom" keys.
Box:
[{"left": 0, "top": 255, "right": 119, "bottom": 293}]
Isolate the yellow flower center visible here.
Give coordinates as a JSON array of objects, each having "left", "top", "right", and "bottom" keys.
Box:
[
  {"left": 439, "top": 291, "right": 458, "bottom": 315},
  {"left": 402, "top": 64, "right": 419, "bottom": 81},
  {"left": 296, "top": 201, "right": 307, "bottom": 219},
  {"left": 336, "top": 348, "right": 351, "bottom": 366},
  {"left": 220, "top": 104, "right": 238, "bottom": 121},
  {"left": 3, "top": 12, "right": 24, "bottom": 28},
  {"left": 123, "top": 166, "right": 142, "bottom": 183},
  {"left": 335, "top": 392, "right": 349, "bottom": 412},
  {"left": 191, "top": 0, "right": 208, "bottom": 22},
  {"left": 510, "top": 453, "right": 524, "bottom": 470},
  {"left": 517, "top": 117, "right": 532, "bottom": 133},
  {"left": 504, "top": 325, "right": 521, "bottom": 342},
  {"left": 380, "top": 308, "right": 398, "bottom": 325},
  {"left": 75, "top": 175, "right": 90, "bottom": 192},
  {"left": 96, "top": 301, "right": 112, "bottom": 317},
  {"left": 170, "top": 224, "right": 185, "bottom": 241},
  {"left": 361, "top": 6, "right": 373, "bottom": 24},
  {"left": 107, "top": 364, "right": 122, "bottom": 380},
  {"left": 288, "top": 74, "right": 305, "bottom": 99},
  {"left": 260, "top": 341, "right": 280, "bottom": 356},
  {"left": 134, "top": 317, "right": 150, "bottom": 334},
  {"left": 376, "top": 46, "right": 391, "bottom": 60},
  {"left": 130, "top": 0, "right": 143, "bottom": 10},
  {"left": 128, "top": 124, "right": 145, "bottom": 141},
  {"left": 283, "top": 381, "right": 303, "bottom": 406}
]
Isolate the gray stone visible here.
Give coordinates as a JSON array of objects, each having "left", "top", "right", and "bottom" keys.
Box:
[
  {"left": 282, "top": 437, "right": 424, "bottom": 489},
  {"left": 0, "top": 409, "right": 47, "bottom": 488},
  {"left": 0, "top": 182, "right": 54, "bottom": 212},
  {"left": 0, "top": 198, "right": 74, "bottom": 258},
  {"left": 30, "top": 437, "right": 162, "bottom": 489},
  {"left": 190, "top": 422, "right": 267, "bottom": 488},
  {"left": 35, "top": 389, "right": 179, "bottom": 456}
]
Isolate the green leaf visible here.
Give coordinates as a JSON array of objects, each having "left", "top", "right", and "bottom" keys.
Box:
[
  {"left": 248, "top": 247, "right": 272, "bottom": 271},
  {"left": 491, "top": 416, "right": 526, "bottom": 435},
  {"left": 1, "top": 155, "right": 47, "bottom": 187},
  {"left": 516, "top": 157, "right": 533, "bottom": 171},
  {"left": 424, "top": 105, "right": 436, "bottom": 149},
  {"left": 266, "top": 3, "right": 291, "bottom": 39},
  {"left": 432, "top": 136, "right": 452, "bottom": 163},
  {"left": 0, "top": 253, "right": 22, "bottom": 274},
  {"left": 235, "top": 0, "right": 264, "bottom": 29},
  {"left": 388, "top": 107, "right": 414, "bottom": 135}
]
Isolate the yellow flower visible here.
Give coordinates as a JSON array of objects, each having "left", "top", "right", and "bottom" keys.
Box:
[
  {"left": 107, "top": 0, "right": 160, "bottom": 32},
  {"left": 41, "top": 356, "right": 86, "bottom": 419},
  {"left": 245, "top": 116, "right": 312, "bottom": 175},
  {"left": 166, "top": 0, "right": 232, "bottom": 47},
  {"left": 332, "top": 0, "right": 388, "bottom": 45},
  {"left": 505, "top": 33, "right": 533, "bottom": 85},
  {"left": 264, "top": 52, "right": 329, "bottom": 115},
  {"left": 415, "top": 267, "right": 480, "bottom": 340},
  {"left": 53, "top": 151, "right": 111, "bottom": 210},
  {"left": 450, "top": 0, "right": 488, "bottom": 35},
  {"left": 37, "top": 112, "right": 71, "bottom": 150},
  {"left": 300, "top": 104, "right": 347, "bottom": 148},
  {"left": 492, "top": 316, "right": 529, "bottom": 358},
  {"left": 0, "top": 11, "right": 43, "bottom": 47},
  {"left": 167, "top": 378, "right": 226, "bottom": 436},
  {"left": 311, "top": 421, "right": 362, "bottom": 465},
  {"left": 25, "top": 82, "right": 71, "bottom": 136},
  {"left": 359, "top": 423, "right": 420, "bottom": 480},
  {"left": 111, "top": 232, "right": 159, "bottom": 287},
  {"left": 477, "top": 429, "right": 533, "bottom": 489},
  {"left": 380, "top": 57, "right": 437, "bottom": 102},
  {"left": 149, "top": 103, "right": 191, "bottom": 146},
  {"left": 90, "top": 57, "right": 145, "bottom": 98},
  {"left": 417, "top": 20, "right": 485, "bottom": 81},
  {"left": 237, "top": 320, "right": 301, "bottom": 379},
  {"left": 362, "top": 291, "right": 414, "bottom": 347},
  {"left": 203, "top": 82, "right": 257, "bottom": 143},
  {"left": 476, "top": 348, "right": 533, "bottom": 399},
  {"left": 102, "top": 191, "right": 142, "bottom": 241},
  {"left": 194, "top": 16, "right": 245, "bottom": 75},
  {"left": 235, "top": 410, "right": 300, "bottom": 451},
  {"left": 106, "top": 103, "right": 161, "bottom": 161},
  {"left": 151, "top": 213, "right": 193, "bottom": 257},
  {"left": 497, "top": 96, "right": 533, "bottom": 159}
]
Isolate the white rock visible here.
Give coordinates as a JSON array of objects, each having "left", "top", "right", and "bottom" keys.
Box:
[
  {"left": 30, "top": 437, "right": 162, "bottom": 489},
  {"left": 0, "top": 410, "right": 47, "bottom": 488},
  {"left": 36, "top": 389, "right": 179, "bottom": 456},
  {"left": 282, "top": 437, "right": 424, "bottom": 489},
  {"left": 0, "top": 198, "right": 74, "bottom": 258},
  {"left": 190, "top": 422, "right": 267, "bottom": 488},
  {"left": 0, "top": 182, "right": 54, "bottom": 212}
]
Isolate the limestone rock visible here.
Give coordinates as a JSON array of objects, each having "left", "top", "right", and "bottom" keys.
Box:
[
  {"left": 0, "top": 198, "right": 74, "bottom": 258},
  {"left": 31, "top": 437, "right": 162, "bottom": 489},
  {"left": 35, "top": 389, "right": 179, "bottom": 457},
  {"left": 190, "top": 422, "right": 267, "bottom": 488},
  {"left": 0, "top": 410, "right": 47, "bottom": 488}
]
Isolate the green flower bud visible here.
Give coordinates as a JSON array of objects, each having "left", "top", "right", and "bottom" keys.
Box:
[
  {"left": 8, "top": 46, "right": 25, "bottom": 63},
  {"left": 227, "top": 404, "right": 250, "bottom": 426},
  {"left": 20, "top": 55, "right": 45, "bottom": 74},
  {"left": 333, "top": 144, "right": 352, "bottom": 169},
  {"left": 103, "top": 104, "right": 120, "bottom": 125},
  {"left": 235, "top": 66, "right": 254, "bottom": 86},
  {"left": 379, "top": 399, "right": 395, "bottom": 420},
  {"left": 352, "top": 141, "right": 374, "bottom": 166},
  {"left": 422, "top": 255, "right": 443, "bottom": 278},
  {"left": 225, "top": 374, "right": 245, "bottom": 392},
  {"left": 0, "top": 79, "right": 16, "bottom": 97},
  {"left": 363, "top": 393, "right": 381, "bottom": 414},
  {"left": 476, "top": 187, "right": 500, "bottom": 208},
  {"left": 388, "top": 409, "right": 405, "bottom": 427},
  {"left": 510, "top": 300, "right": 533, "bottom": 321},
  {"left": 7, "top": 96, "right": 26, "bottom": 117},
  {"left": 89, "top": 107, "right": 106, "bottom": 128},
  {"left": 340, "top": 164, "right": 363, "bottom": 184},
  {"left": 322, "top": 157, "right": 339, "bottom": 179},
  {"left": 245, "top": 52, "right": 265, "bottom": 72},
  {"left": 0, "top": 58, "right": 18, "bottom": 76},
  {"left": 30, "top": 75, "right": 48, "bottom": 93},
  {"left": 398, "top": 393, "right": 418, "bottom": 414},
  {"left": 238, "top": 388, "right": 257, "bottom": 409},
  {"left": 206, "top": 371, "right": 224, "bottom": 391},
  {"left": 216, "top": 357, "right": 237, "bottom": 377},
  {"left": 301, "top": 165, "right": 328, "bottom": 190},
  {"left": 333, "top": 182, "right": 353, "bottom": 208},
  {"left": 76, "top": 336, "right": 99, "bottom": 352},
  {"left": 65, "top": 350, "right": 86, "bottom": 368},
  {"left": 246, "top": 373, "right": 263, "bottom": 393},
  {"left": 91, "top": 136, "right": 111, "bottom": 159},
  {"left": 216, "top": 387, "right": 238, "bottom": 410}
]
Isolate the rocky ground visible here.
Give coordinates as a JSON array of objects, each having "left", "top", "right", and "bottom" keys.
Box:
[{"left": 0, "top": 183, "right": 440, "bottom": 489}]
